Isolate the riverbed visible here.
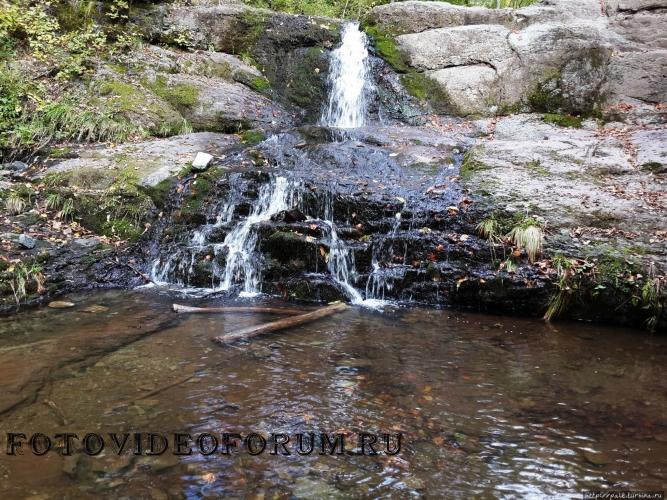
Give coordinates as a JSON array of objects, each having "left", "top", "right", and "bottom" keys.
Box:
[{"left": 0, "top": 290, "right": 665, "bottom": 497}]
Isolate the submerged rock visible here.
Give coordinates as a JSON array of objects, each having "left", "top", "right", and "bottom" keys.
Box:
[{"left": 48, "top": 301, "right": 76, "bottom": 309}]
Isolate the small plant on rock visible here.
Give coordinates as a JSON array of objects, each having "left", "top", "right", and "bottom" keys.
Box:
[{"left": 506, "top": 217, "right": 544, "bottom": 263}]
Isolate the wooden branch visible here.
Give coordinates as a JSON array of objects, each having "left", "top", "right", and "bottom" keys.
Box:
[
  {"left": 172, "top": 303, "right": 305, "bottom": 315},
  {"left": 212, "top": 303, "right": 347, "bottom": 345}
]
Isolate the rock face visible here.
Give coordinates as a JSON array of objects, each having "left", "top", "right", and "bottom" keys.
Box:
[
  {"left": 95, "top": 44, "right": 293, "bottom": 135},
  {"left": 139, "top": 3, "right": 341, "bottom": 121},
  {"left": 367, "top": 0, "right": 666, "bottom": 118}
]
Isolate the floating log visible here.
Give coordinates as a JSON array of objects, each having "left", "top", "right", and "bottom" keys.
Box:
[
  {"left": 172, "top": 303, "right": 305, "bottom": 315},
  {"left": 212, "top": 302, "right": 347, "bottom": 344}
]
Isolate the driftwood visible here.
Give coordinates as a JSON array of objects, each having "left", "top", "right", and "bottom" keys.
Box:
[
  {"left": 212, "top": 303, "right": 347, "bottom": 344},
  {"left": 172, "top": 303, "right": 305, "bottom": 315}
]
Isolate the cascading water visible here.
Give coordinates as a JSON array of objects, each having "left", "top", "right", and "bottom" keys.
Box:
[
  {"left": 217, "top": 176, "right": 297, "bottom": 296},
  {"left": 150, "top": 176, "right": 299, "bottom": 296},
  {"left": 365, "top": 212, "right": 404, "bottom": 301},
  {"left": 322, "top": 22, "right": 373, "bottom": 128}
]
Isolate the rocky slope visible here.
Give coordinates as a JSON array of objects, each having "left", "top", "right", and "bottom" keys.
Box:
[{"left": 1, "top": 0, "right": 665, "bottom": 330}]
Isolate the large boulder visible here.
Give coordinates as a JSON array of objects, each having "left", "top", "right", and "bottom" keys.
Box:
[
  {"left": 140, "top": 72, "right": 293, "bottom": 132},
  {"left": 366, "top": 0, "right": 603, "bottom": 35},
  {"left": 607, "top": 50, "right": 667, "bottom": 104},
  {"left": 367, "top": 0, "right": 665, "bottom": 118}
]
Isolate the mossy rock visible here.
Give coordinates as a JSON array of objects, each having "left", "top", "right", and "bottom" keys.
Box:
[
  {"left": 363, "top": 25, "right": 408, "bottom": 73},
  {"left": 96, "top": 79, "right": 185, "bottom": 137},
  {"left": 459, "top": 151, "right": 491, "bottom": 182},
  {"left": 543, "top": 113, "right": 582, "bottom": 128},
  {"left": 278, "top": 46, "right": 329, "bottom": 119},
  {"left": 527, "top": 70, "right": 566, "bottom": 113},
  {"left": 142, "top": 75, "right": 200, "bottom": 111},
  {"left": 400, "top": 72, "right": 453, "bottom": 114}
]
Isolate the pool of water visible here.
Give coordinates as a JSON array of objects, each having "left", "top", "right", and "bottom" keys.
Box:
[{"left": 0, "top": 290, "right": 665, "bottom": 498}]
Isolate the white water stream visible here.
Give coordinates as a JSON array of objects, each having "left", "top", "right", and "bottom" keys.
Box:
[{"left": 322, "top": 22, "right": 372, "bottom": 128}]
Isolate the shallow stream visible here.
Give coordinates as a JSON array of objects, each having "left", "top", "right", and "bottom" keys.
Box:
[{"left": 0, "top": 290, "right": 665, "bottom": 497}]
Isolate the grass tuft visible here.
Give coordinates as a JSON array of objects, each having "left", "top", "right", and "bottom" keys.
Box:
[{"left": 506, "top": 218, "right": 544, "bottom": 263}]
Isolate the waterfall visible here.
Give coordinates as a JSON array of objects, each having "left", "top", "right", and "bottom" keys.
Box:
[
  {"left": 149, "top": 175, "right": 393, "bottom": 307},
  {"left": 218, "top": 176, "right": 297, "bottom": 296},
  {"left": 149, "top": 176, "right": 298, "bottom": 296},
  {"left": 322, "top": 22, "right": 372, "bottom": 128},
  {"left": 365, "top": 213, "right": 404, "bottom": 301}
]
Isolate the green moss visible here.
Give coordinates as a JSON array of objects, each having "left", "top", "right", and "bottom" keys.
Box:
[
  {"left": 544, "top": 113, "right": 582, "bottom": 128},
  {"left": 400, "top": 72, "right": 452, "bottom": 113},
  {"left": 143, "top": 75, "right": 200, "bottom": 109},
  {"left": 144, "top": 177, "right": 177, "bottom": 209},
  {"left": 101, "top": 218, "right": 142, "bottom": 242},
  {"left": 459, "top": 151, "right": 491, "bottom": 182},
  {"left": 248, "top": 75, "right": 271, "bottom": 92},
  {"left": 527, "top": 71, "right": 564, "bottom": 113},
  {"left": 269, "top": 231, "right": 303, "bottom": 243},
  {"left": 108, "top": 63, "right": 128, "bottom": 75},
  {"left": 98, "top": 80, "right": 144, "bottom": 111},
  {"left": 524, "top": 159, "right": 549, "bottom": 176},
  {"left": 179, "top": 169, "right": 226, "bottom": 218},
  {"left": 48, "top": 146, "right": 73, "bottom": 159},
  {"left": 234, "top": 11, "right": 268, "bottom": 57},
  {"left": 241, "top": 129, "right": 266, "bottom": 145},
  {"left": 642, "top": 162, "right": 664, "bottom": 173},
  {"left": 363, "top": 25, "right": 408, "bottom": 72}
]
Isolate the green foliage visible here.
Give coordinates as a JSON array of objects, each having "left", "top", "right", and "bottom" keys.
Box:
[
  {"left": 544, "top": 113, "right": 583, "bottom": 129},
  {"left": 2, "top": 184, "right": 34, "bottom": 214},
  {"left": 45, "top": 191, "right": 74, "bottom": 219},
  {"left": 4, "top": 193, "right": 27, "bottom": 215},
  {"left": 2, "top": 259, "right": 45, "bottom": 307},
  {"left": 641, "top": 277, "right": 664, "bottom": 333},
  {"left": 0, "top": 1, "right": 107, "bottom": 80},
  {"left": 544, "top": 255, "right": 575, "bottom": 321},
  {"left": 476, "top": 217, "right": 500, "bottom": 242},
  {"left": 6, "top": 95, "right": 139, "bottom": 152}
]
